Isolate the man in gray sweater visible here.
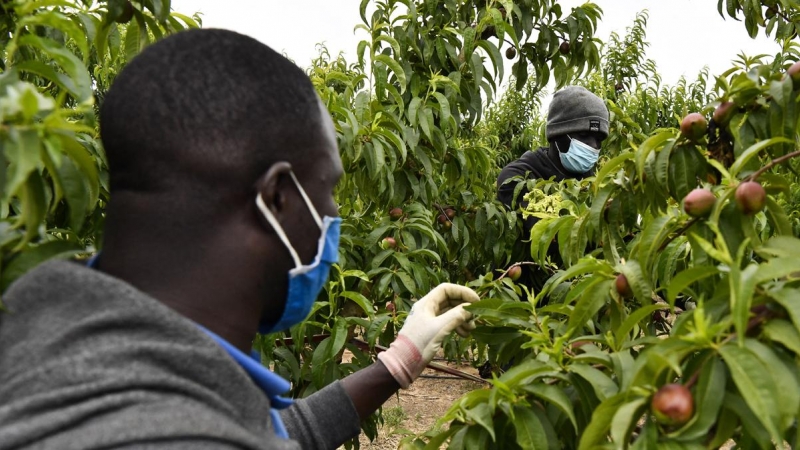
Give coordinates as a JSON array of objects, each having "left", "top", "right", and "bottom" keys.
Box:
[{"left": 0, "top": 29, "right": 479, "bottom": 449}]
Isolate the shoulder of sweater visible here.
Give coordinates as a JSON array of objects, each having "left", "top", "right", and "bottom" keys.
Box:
[{"left": 0, "top": 260, "right": 277, "bottom": 445}]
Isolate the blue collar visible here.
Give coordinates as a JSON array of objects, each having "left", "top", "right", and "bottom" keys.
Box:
[{"left": 199, "top": 327, "right": 294, "bottom": 439}]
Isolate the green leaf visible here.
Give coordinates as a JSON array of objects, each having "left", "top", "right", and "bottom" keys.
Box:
[
  {"left": 666, "top": 266, "right": 720, "bottom": 306},
  {"left": 339, "top": 290, "right": 375, "bottom": 319},
  {"left": 0, "top": 240, "right": 82, "bottom": 291},
  {"left": 761, "top": 319, "right": 800, "bottom": 354},
  {"left": 328, "top": 316, "right": 348, "bottom": 360},
  {"left": 395, "top": 271, "right": 416, "bottom": 295},
  {"left": 539, "top": 258, "right": 611, "bottom": 300},
  {"left": 17, "top": 35, "right": 92, "bottom": 102},
  {"left": 614, "top": 304, "right": 671, "bottom": 346},
  {"left": 521, "top": 383, "right": 578, "bottom": 431},
  {"left": 17, "top": 172, "right": 47, "bottom": 248},
  {"left": 754, "top": 257, "right": 800, "bottom": 284},
  {"left": 668, "top": 145, "right": 700, "bottom": 201},
  {"left": 717, "top": 343, "right": 782, "bottom": 443},
  {"left": 729, "top": 136, "right": 793, "bottom": 178},
  {"left": 763, "top": 197, "right": 794, "bottom": 237},
  {"left": 721, "top": 392, "right": 774, "bottom": 449},
  {"left": 569, "top": 363, "right": 619, "bottom": 401},
  {"left": 635, "top": 215, "right": 675, "bottom": 272},
  {"left": 729, "top": 263, "right": 758, "bottom": 348},
  {"left": 766, "top": 288, "right": 800, "bottom": 336},
  {"left": 475, "top": 40, "right": 503, "bottom": 82},
  {"left": 60, "top": 137, "right": 99, "bottom": 211},
  {"left": 577, "top": 393, "right": 627, "bottom": 450},
  {"left": 464, "top": 403, "right": 495, "bottom": 441},
  {"left": 123, "top": 15, "right": 146, "bottom": 61},
  {"left": 593, "top": 152, "right": 633, "bottom": 194},
  {"left": 566, "top": 278, "right": 612, "bottom": 336},
  {"left": 610, "top": 397, "right": 647, "bottom": 445},
  {"left": 512, "top": 406, "right": 548, "bottom": 450},
  {"left": 4, "top": 128, "right": 41, "bottom": 199},
  {"left": 374, "top": 54, "right": 407, "bottom": 94},
  {"left": 745, "top": 338, "right": 800, "bottom": 426},
  {"left": 431, "top": 92, "right": 451, "bottom": 131},
  {"left": 20, "top": 10, "right": 89, "bottom": 60},
  {"left": 636, "top": 131, "right": 673, "bottom": 180}
]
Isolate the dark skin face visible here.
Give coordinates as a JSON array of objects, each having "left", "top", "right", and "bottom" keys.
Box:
[{"left": 256, "top": 100, "right": 343, "bottom": 327}]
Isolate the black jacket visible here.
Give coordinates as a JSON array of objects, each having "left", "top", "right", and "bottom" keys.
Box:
[{"left": 496, "top": 146, "right": 593, "bottom": 295}]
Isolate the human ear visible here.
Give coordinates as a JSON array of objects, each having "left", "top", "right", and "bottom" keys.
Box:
[{"left": 255, "top": 161, "right": 293, "bottom": 226}]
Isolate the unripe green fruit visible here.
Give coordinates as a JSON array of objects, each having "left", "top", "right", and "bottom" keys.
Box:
[
  {"left": 507, "top": 266, "right": 521, "bottom": 281},
  {"left": 787, "top": 60, "right": 800, "bottom": 89},
  {"left": 380, "top": 237, "right": 397, "bottom": 250},
  {"left": 652, "top": 384, "right": 694, "bottom": 427},
  {"left": 765, "top": 6, "right": 778, "bottom": 19},
  {"left": 683, "top": 188, "right": 716, "bottom": 217},
  {"left": 389, "top": 207, "right": 403, "bottom": 220},
  {"left": 615, "top": 274, "right": 633, "bottom": 298},
  {"left": 712, "top": 101, "right": 736, "bottom": 126},
  {"left": 505, "top": 47, "right": 517, "bottom": 60},
  {"left": 680, "top": 113, "right": 707, "bottom": 142},
  {"left": 559, "top": 41, "right": 570, "bottom": 55},
  {"left": 735, "top": 181, "right": 766, "bottom": 215}
]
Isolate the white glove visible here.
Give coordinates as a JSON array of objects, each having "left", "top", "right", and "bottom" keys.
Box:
[{"left": 377, "top": 283, "right": 479, "bottom": 388}]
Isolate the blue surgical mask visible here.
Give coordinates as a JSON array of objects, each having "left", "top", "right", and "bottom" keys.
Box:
[
  {"left": 558, "top": 135, "right": 600, "bottom": 173},
  {"left": 256, "top": 172, "right": 341, "bottom": 333}
]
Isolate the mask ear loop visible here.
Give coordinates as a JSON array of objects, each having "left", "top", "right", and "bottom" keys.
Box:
[
  {"left": 288, "top": 172, "right": 323, "bottom": 229},
  {"left": 256, "top": 194, "right": 303, "bottom": 269}
]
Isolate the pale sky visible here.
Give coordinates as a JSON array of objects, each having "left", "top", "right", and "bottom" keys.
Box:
[{"left": 170, "top": 1, "right": 779, "bottom": 93}]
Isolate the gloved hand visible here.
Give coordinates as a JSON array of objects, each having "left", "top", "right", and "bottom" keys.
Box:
[{"left": 377, "top": 283, "right": 479, "bottom": 388}]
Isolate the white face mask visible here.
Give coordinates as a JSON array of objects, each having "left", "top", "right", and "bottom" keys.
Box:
[{"left": 255, "top": 172, "right": 341, "bottom": 333}]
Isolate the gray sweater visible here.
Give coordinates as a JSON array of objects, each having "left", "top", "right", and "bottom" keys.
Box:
[{"left": 0, "top": 261, "right": 361, "bottom": 449}]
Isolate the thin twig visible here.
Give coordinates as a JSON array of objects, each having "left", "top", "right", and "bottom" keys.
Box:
[
  {"left": 745, "top": 149, "right": 800, "bottom": 182},
  {"left": 496, "top": 261, "right": 540, "bottom": 280}
]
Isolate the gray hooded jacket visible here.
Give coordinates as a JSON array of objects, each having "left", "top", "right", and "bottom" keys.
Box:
[{"left": 0, "top": 261, "right": 361, "bottom": 449}]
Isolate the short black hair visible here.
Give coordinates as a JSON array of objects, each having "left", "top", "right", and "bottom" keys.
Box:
[{"left": 100, "top": 28, "right": 324, "bottom": 205}]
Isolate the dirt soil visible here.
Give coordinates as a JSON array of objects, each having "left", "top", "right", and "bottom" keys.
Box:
[{"left": 352, "top": 361, "right": 487, "bottom": 450}]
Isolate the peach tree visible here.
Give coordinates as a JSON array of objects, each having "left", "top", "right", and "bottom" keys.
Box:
[
  {"left": 399, "top": 10, "right": 800, "bottom": 450},
  {"left": 0, "top": 0, "right": 199, "bottom": 295}
]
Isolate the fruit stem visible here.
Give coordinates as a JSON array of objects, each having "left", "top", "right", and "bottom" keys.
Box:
[
  {"left": 745, "top": 149, "right": 800, "bottom": 182},
  {"left": 433, "top": 203, "right": 454, "bottom": 225},
  {"left": 497, "top": 261, "right": 539, "bottom": 280},
  {"left": 684, "top": 369, "right": 701, "bottom": 390}
]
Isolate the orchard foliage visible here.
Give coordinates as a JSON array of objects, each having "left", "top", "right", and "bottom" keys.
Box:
[
  {"left": 0, "top": 0, "right": 199, "bottom": 294},
  {"left": 719, "top": 0, "right": 800, "bottom": 39},
  {"left": 402, "top": 10, "right": 800, "bottom": 450}
]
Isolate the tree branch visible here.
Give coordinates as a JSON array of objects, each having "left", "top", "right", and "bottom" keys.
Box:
[{"left": 745, "top": 149, "right": 800, "bottom": 182}]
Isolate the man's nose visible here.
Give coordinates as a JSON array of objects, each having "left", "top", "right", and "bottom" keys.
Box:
[{"left": 580, "top": 136, "right": 601, "bottom": 149}]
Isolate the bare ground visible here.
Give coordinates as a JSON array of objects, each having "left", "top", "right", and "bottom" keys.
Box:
[{"left": 352, "top": 361, "right": 487, "bottom": 450}]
